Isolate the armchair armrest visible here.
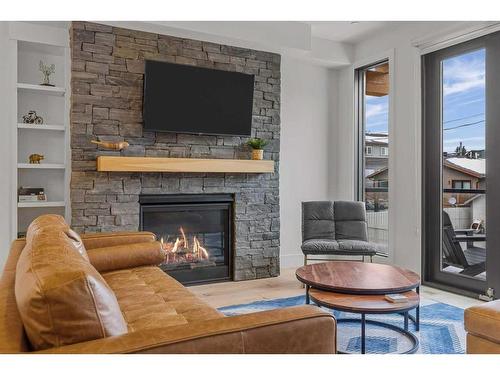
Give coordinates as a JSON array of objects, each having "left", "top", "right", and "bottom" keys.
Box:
[
  {"left": 81, "top": 231, "right": 156, "bottom": 250},
  {"left": 35, "top": 306, "right": 336, "bottom": 354}
]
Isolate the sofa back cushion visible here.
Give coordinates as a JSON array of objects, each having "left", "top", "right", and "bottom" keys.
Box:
[
  {"left": 302, "top": 201, "right": 335, "bottom": 241},
  {"left": 334, "top": 201, "right": 368, "bottom": 241},
  {"left": 65, "top": 228, "right": 89, "bottom": 261},
  {"left": 15, "top": 215, "right": 127, "bottom": 350}
]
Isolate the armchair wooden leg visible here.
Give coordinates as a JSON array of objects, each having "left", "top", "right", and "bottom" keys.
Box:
[{"left": 370, "top": 255, "right": 373, "bottom": 263}]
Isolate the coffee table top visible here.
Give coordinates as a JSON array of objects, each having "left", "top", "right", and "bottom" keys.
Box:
[
  {"left": 308, "top": 289, "right": 419, "bottom": 313},
  {"left": 296, "top": 261, "right": 420, "bottom": 295}
]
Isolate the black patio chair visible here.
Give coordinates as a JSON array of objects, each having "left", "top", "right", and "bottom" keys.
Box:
[{"left": 442, "top": 211, "right": 486, "bottom": 277}]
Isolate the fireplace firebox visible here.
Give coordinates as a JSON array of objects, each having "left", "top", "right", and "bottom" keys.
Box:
[{"left": 139, "top": 194, "right": 233, "bottom": 285}]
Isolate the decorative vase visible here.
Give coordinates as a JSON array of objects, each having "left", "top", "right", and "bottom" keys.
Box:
[{"left": 252, "top": 149, "right": 264, "bottom": 160}]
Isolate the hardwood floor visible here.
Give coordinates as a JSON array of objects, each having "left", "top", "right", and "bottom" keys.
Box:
[{"left": 189, "top": 267, "right": 482, "bottom": 309}]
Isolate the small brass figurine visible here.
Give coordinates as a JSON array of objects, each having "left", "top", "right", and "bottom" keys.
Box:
[
  {"left": 39, "top": 60, "right": 56, "bottom": 87},
  {"left": 22, "top": 110, "right": 44, "bottom": 125},
  {"left": 91, "top": 140, "right": 130, "bottom": 151},
  {"left": 29, "top": 154, "right": 44, "bottom": 164}
]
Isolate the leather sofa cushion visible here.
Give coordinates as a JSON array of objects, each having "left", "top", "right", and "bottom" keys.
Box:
[
  {"left": 103, "top": 266, "right": 223, "bottom": 331},
  {"left": 15, "top": 216, "right": 127, "bottom": 350},
  {"left": 87, "top": 242, "right": 166, "bottom": 273},
  {"left": 465, "top": 300, "right": 500, "bottom": 344},
  {"left": 65, "top": 228, "right": 89, "bottom": 261}
]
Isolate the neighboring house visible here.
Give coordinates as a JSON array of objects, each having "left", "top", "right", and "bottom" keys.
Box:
[
  {"left": 367, "top": 156, "right": 485, "bottom": 192},
  {"left": 367, "top": 156, "right": 485, "bottom": 211},
  {"left": 443, "top": 157, "right": 485, "bottom": 191},
  {"left": 365, "top": 132, "right": 388, "bottom": 177}
]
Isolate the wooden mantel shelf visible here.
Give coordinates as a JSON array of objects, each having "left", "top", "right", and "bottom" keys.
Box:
[{"left": 96, "top": 156, "right": 275, "bottom": 173}]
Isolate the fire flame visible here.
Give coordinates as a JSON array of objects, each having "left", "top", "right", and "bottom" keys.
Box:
[{"left": 160, "top": 227, "right": 209, "bottom": 263}]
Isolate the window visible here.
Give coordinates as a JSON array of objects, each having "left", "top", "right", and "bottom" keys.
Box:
[
  {"left": 452, "top": 180, "right": 472, "bottom": 190},
  {"left": 356, "top": 60, "right": 390, "bottom": 255}
]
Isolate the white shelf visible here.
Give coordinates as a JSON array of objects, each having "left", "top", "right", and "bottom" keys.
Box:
[
  {"left": 17, "top": 82, "right": 65, "bottom": 96},
  {"left": 18, "top": 201, "right": 66, "bottom": 208},
  {"left": 17, "top": 123, "right": 65, "bottom": 131},
  {"left": 12, "top": 27, "right": 71, "bottom": 240},
  {"left": 18, "top": 163, "right": 65, "bottom": 169}
]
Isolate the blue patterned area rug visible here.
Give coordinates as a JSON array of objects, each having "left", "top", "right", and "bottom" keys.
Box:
[{"left": 218, "top": 295, "right": 466, "bottom": 354}]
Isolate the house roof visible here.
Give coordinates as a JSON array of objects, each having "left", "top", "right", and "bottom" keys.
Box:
[
  {"left": 366, "top": 166, "right": 388, "bottom": 179},
  {"left": 367, "top": 157, "right": 485, "bottom": 180},
  {"left": 365, "top": 132, "right": 388, "bottom": 145},
  {"left": 445, "top": 157, "right": 485, "bottom": 178}
]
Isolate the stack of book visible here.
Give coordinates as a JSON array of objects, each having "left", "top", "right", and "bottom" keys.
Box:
[
  {"left": 18, "top": 187, "right": 47, "bottom": 202},
  {"left": 384, "top": 294, "right": 409, "bottom": 303}
]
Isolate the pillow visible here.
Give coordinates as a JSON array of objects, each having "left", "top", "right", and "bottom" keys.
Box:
[
  {"left": 26, "top": 214, "right": 90, "bottom": 261},
  {"left": 65, "top": 228, "right": 90, "bottom": 261},
  {"left": 87, "top": 241, "right": 166, "bottom": 273},
  {"left": 15, "top": 219, "right": 127, "bottom": 350}
]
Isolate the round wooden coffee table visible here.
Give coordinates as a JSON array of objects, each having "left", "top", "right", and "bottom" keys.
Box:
[{"left": 296, "top": 262, "right": 421, "bottom": 354}]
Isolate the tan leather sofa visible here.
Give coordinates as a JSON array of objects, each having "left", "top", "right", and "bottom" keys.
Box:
[
  {"left": 0, "top": 214, "right": 336, "bottom": 354},
  {"left": 464, "top": 300, "right": 500, "bottom": 353}
]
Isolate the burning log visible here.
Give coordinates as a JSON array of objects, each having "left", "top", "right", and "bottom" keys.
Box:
[{"left": 159, "top": 227, "right": 210, "bottom": 264}]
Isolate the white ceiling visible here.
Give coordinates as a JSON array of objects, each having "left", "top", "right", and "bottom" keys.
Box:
[{"left": 306, "top": 21, "right": 392, "bottom": 43}]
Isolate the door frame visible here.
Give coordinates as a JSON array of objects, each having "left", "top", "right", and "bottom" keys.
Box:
[
  {"left": 422, "top": 35, "right": 495, "bottom": 296},
  {"left": 353, "top": 50, "right": 395, "bottom": 264}
]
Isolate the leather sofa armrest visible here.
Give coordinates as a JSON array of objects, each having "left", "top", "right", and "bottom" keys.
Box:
[
  {"left": 35, "top": 305, "right": 336, "bottom": 354},
  {"left": 87, "top": 241, "right": 166, "bottom": 273},
  {"left": 81, "top": 231, "right": 156, "bottom": 250},
  {"left": 464, "top": 300, "right": 500, "bottom": 345}
]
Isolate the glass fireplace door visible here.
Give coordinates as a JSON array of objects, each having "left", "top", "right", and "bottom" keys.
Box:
[{"left": 140, "top": 195, "right": 233, "bottom": 285}]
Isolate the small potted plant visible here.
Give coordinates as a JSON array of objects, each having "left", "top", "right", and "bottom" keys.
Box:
[{"left": 247, "top": 138, "right": 268, "bottom": 160}]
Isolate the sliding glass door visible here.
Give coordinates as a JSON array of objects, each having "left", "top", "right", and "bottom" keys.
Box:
[{"left": 423, "top": 32, "right": 500, "bottom": 298}]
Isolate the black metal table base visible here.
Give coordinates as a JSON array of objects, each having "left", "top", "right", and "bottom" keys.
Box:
[
  {"left": 305, "top": 286, "right": 421, "bottom": 354},
  {"left": 336, "top": 316, "right": 419, "bottom": 354}
]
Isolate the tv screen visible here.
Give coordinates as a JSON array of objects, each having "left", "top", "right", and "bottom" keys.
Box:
[{"left": 143, "top": 60, "right": 254, "bottom": 136}]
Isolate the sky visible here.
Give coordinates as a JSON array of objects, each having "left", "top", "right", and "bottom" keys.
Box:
[
  {"left": 364, "top": 48, "right": 486, "bottom": 154},
  {"left": 442, "top": 48, "right": 485, "bottom": 153}
]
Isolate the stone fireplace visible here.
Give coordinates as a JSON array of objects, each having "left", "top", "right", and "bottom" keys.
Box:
[
  {"left": 70, "top": 22, "right": 281, "bottom": 281},
  {"left": 140, "top": 194, "right": 233, "bottom": 284}
]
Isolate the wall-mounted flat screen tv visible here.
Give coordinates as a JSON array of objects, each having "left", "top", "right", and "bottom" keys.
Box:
[{"left": 143, "top": 60, "right": 254, "bottom": 136}]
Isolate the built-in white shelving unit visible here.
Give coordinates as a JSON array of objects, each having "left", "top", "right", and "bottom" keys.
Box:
[{"left": 10, "top": 23, "right": 71, "bottom": 238}]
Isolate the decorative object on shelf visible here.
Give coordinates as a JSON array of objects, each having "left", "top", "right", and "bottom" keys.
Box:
[
  {"left": 247, "top": 138, "right": 268, "bottom": 160},
  {"left": 18, "top": 187, "right": 47, "bottom": 202},
  {"left": 28, "top": 153, "right": 44, "bottom": 164},
  {"left": 39, "top": 60, "right": 56, "bottom": 87},
  {"left": 22, "top": 110, "right": 44, "bottom": 125},
  {"left": 91, "top": 139, "right": 130, "bottom": 150}
]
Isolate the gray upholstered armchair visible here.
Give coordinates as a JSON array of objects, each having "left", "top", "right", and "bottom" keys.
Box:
[{"left": 301, "top": 201, "right": 380, "bottom": 265}]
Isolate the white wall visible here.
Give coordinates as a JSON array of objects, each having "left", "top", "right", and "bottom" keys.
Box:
[
  {"left": 0, "top": 22, "right": 337, "bottom": 272},
  {"left": 332, "top": 22, "right": 485, "bottom": 273},
  {"left": 0, "top": 23, "right": 13, "bottom": 269},
  {"left": 280, "top": 56, "right": 336, "bottom": 267}
]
